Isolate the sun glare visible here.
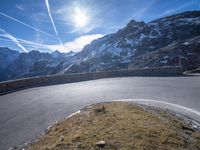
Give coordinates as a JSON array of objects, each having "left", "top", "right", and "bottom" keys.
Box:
[{"left": 73, "top": 7, "right": 89, "bottom": 28}]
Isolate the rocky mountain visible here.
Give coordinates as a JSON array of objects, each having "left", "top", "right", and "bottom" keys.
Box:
[
  {"left": 2, "top": 50, "right": 53, "bottom": 80},
  {"left": 0, "top": 50, "right": 76, "bottom": 81},
  {"left": 0, "top": 47, "right": 20, "bottom": 81},
  {"left": 60, "top": 11, "right": 200, "bottom": 74},
  {"left": 51, "top": 50, "right": 76, "bottom": 59},
  {"left": 128, "top": 36, "right": 200, "bottom": 69},
  {"left": 0, "top": 11, "right": 200, "bottom": 82},
  {"left": 0, "top": 47, "right": 20, "bottom": 72}
]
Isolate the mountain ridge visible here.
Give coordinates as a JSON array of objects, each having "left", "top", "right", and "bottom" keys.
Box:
[
  {"left": 0, "top": 11, "right": 200, "bottom": 81},
  {"left": 60, "top": 10, "right": 200, "bottom": 74}
]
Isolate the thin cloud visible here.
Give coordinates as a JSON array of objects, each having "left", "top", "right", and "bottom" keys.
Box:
[
  {"left": 0, "top": 11, "right": 57, "bottom": 40},
  {"left": 156, "top": 1, "right": 199, "bottom": 19},
  {"left": 44, "top": 0, "right": 64, "bottom": 49},
  {"left": 64, "top": 34, "right": 103, "bottom": 52},
  {"left": 1, "top": 32, "right": 103, "bottom": 53},
  {"left": 130, "top": 0, "right": 158, "bottom": 21},
  {"left": 15, "top": 4, "right": 25, "bottom": 11},
  {"left": 0, "top": 34, "right": 54, "bottom": 51},
  {"left": 0, "top": 28, "right": 28, "bottom": 52},
  {"left": 49, "top": 34, "right": 104, "bottom": 53}
]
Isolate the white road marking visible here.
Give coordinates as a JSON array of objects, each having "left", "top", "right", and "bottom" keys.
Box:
[{"left": 114, "top": 99, "right": 200, "bottom": 117}]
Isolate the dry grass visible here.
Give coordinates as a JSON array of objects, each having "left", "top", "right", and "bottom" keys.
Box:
[{"left": 28, "top": 102, "right": 200, "bottom": 150}]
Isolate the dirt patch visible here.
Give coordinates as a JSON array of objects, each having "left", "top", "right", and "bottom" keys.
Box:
[{"left": 27, "top": 102, "right": 200, "bottom": 150}]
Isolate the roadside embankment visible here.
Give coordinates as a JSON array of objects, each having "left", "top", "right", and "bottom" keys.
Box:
[
  {"left": 27, "top": 102, "right": 200, "bottom": 150},
  {"left": 0, "top": 66, "right": 183, "bottom": 95}
]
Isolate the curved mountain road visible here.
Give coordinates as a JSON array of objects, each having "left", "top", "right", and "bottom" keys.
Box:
[{"left": 0, "top": 76, "right": 200, "bottom": 150}]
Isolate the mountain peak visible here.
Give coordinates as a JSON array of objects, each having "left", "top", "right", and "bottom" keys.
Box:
[
  {"left": 52, "top": 50, "right": 61, "bottom": 54},
  {"left": 0, "top": 47, "right": 19, "bottom": 54},
  {"left": 127, "top": 20, "right": 145, "bottom": 27},
  {"left": 51, "top": 50, "right": 65, "bottom": 58}
]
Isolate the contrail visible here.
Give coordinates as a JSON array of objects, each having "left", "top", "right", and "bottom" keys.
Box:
[
  {"left": 0, "top": 28, "right": 28, "bottom": 52},
  {"left": 44, "top": 0, "right": 65, "bottom": 49},
  {"left": 0, "top": 11, "right": 57, "bottom": 40},
  {"left": 0, "top": 34, "right": 60, "bottom": 51},
  {"left": 0, "top": 34, "right": 49, "bottom": 48},
  {"left": 0, "top": 37, "right": 49, "bottom": 50}
]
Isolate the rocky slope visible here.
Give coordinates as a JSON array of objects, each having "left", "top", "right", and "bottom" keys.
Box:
[
  {"left": 0, "top": 11, "right": 200, "bottom": 81},
  {"left": 0, "top": 47, "right": 20, "bottom": 81},
  {"left": 0, "top": 49, "right": 76, "bottom": 81},
  {"left": 129, "top": 36, "right": 200, "bottom": 69},
  {"left": 0, "top": 47, "right": 19, "bottom": 72},
  {"left": 61, "top": 11, "right": 200, "bottom": 74}
]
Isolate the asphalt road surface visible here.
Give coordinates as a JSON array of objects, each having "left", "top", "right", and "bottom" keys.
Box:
[{"left": 0, "top": 76, "right": 200, "bottom": 150}]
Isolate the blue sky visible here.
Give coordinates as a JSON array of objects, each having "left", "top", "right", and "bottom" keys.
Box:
[{"left": 0, "top": 0, "right": 199, "bottom": 53}]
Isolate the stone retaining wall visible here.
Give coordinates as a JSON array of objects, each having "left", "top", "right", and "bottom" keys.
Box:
[{"left": 0, "top": 66, "right": 183, "bottom": 95}]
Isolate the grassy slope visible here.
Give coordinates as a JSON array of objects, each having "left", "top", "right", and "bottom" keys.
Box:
[{"left": 28, "top": 102, "right": 200, "bottom": 150}]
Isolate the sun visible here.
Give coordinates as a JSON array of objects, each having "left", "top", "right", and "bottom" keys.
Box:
[{"left": 73, "top": 7, "right": 89, "bottom": 28}]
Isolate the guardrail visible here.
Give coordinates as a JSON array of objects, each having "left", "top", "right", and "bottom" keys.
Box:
[{"left": 0, "top": 66, "right": 183, "bottom": 95}]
